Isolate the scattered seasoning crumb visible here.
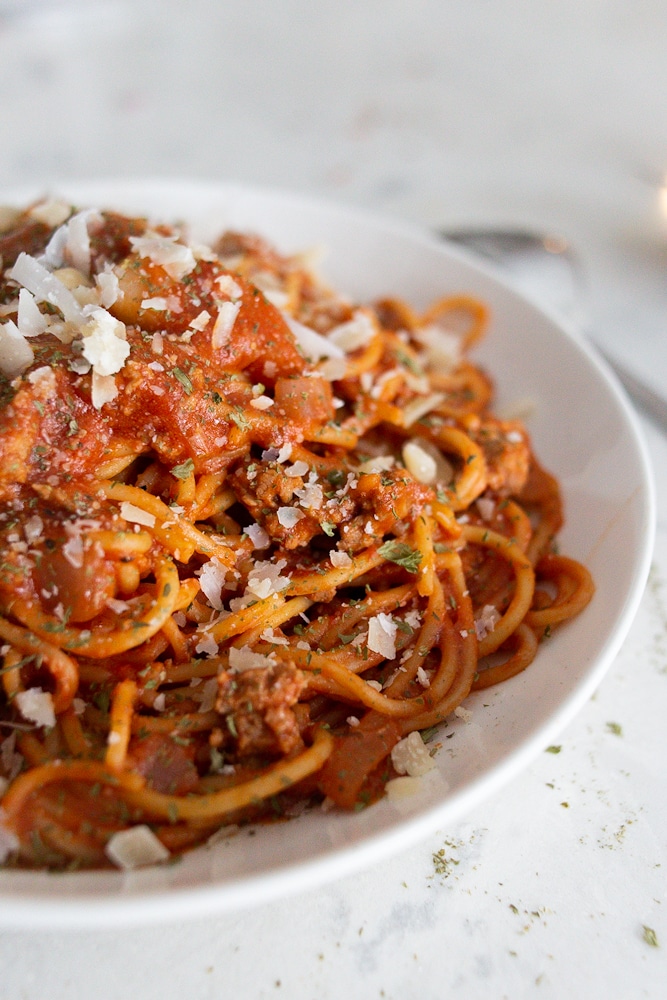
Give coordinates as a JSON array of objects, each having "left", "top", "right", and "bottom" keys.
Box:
[
  {"left": 545, "top": 745, "right": 562, "bottom": 754},
  {"left": 642, "top": 925, "right": 659, "bottom": 948},
  {"left": 606, "top": 721, "right": 623, "bottom": 736}
]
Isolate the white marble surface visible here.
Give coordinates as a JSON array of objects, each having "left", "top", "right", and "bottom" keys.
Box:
[{"left": 0, "top": 1, "right": 666, "bottom": 996}]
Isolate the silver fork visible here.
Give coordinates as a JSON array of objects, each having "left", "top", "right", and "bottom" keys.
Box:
[{"left": 441, "top": 227, "right": 667, "bottom": 432}]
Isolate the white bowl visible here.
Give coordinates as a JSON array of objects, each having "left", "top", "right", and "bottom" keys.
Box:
[{"left": 0, "top": 179, "right": 654, "bottom": 928}]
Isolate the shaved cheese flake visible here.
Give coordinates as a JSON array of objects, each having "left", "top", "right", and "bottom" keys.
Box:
[
  {"left": 215, "top": 274, "right": 243, "bottom": 299},
  {"left": 188, "top": 309, "right": 211, "bottom": 331},
  {"left": 277, "top": 506, "right": 304, "bottom": 529},
  {"left": 17, "top": 288, "right": 47, "bottom": 337},
  {"left": 474, "top": 604, "right": 501, "bottom": 640},
  {"left": 330, "top": 550, "right": 352, "bottom": 569},
  {"left": 195, "top": 631, "right": 219, "bottom": 657},
  {"left": 401, "top": 392, "right": 446, "bottom": 428},
  {"left": 91, "top": 371, "right": 118, "bottom": 409},
  {"left": 402, "top": 439, "right": 438, "bottom": 484},
  {"left": 129, "top": 233, "right": 195, "bottom": 280},
  {"left": 8, "top": 253, "right": 85, "bottom": 324},
  {"left": 27, "top": 365, "right": 56, "bottom": 393},
  {"left": 246, "top": 559, "right": 291, "bottom": 599},
  {"left": 244, "top": 522, "right": 270, "bottom": 550},
  {"left": 15, "top": 688, "right": 56, "bottom": 729},
  {"left": 212, "top": 299, "right": 241, "bottom": 348},
  {"left": 105, "top": 825, "right": 170, "bottom": 870},
  {"left": 357, "top": 455, "right": 395, "bottom": 474},
  {"left": 260, "top": 627, "right": 289, "bottom": 646},
  {"left": 391, "top": 731, "right": 435, "bottom": 777},
  {"left": 0, "top": 320, "right": 34, "bottom": 377},
  {"left": 197, "top": 557, "right": 227, "bottom": 610},
  {"left": 282, "top": 312, "right": 344, "bottom": 361},
  {"left": 23, "top": 514, "right": 44, "bottom": 545},
  {"left": 327, "top": 310, "right": 376, "bottom": 353},
  {"left": 62, "top": 531, "right": 84, "bottom": 568},
  {"left": 68, "top": 210, "right": 100, "bottom": 272},
  {"left": 81, "top": 308, "right": 129, "bottom": 376},
  {"left": 294, "top": 481, "right": 323, "bottom": 510},
  {"left": 416, "top": 323, "right": 463, "bottom": 373},
  {"left": 250, "top": 395, "right": 274, "bottom": 410},
  {"left": 476, "top": 496, "right": 495, "bottom": 521},
  {"left": 319, "top": 356, "right": 348, "bottom": 381},
  {"left": 119, "top": 501, "right": 156, "bottom": 528},
  {"left": 285, "top": 460, "right": 309, "bottom": 478},
  {"left": 95, "top": 267, "right": 121, "bottom": 308},
  {"left": 229, "top": 646, "right": 275, "bottom": 673},
  {"left": 140, "top": 296, "right": 168, "bottom": 311},
  {"left": 367, "top": 613, "right": 398, "bottom": 659},
  {"left": 385, "top": 775, "right": 424, "bottom": 802}
]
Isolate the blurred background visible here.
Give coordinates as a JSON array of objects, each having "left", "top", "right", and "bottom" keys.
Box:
[{"left": 0, "top": 0, "right": 665, "bottom": 387}]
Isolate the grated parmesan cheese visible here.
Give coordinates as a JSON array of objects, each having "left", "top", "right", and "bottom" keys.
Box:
[
  {"left": 80, "top": 307, "right": 129, "bottom": 377},
  {"left": 8, "top": 253, "right": 85, "bottom": 325},
  {"left": 250, "top": 395, "right": 274, "bottom": 410},
  {"left": 194, "top": 631, "right": 219, "bottom": 657},
  {"left": 330, "top": 550, "right": 352, "bottom": 569},
  {"left": 129, "top": 233, "right": 196, "bottom": 280},
  {"left": 15, "top": 688, "right": 56, "bottom": 728},
  {"left": 17, "top": 288, "right": 47, "bottom": 337},
  {"left": 215, "top": 274, "right": 243, "bottom": 299},
  {"left": 327, "top": 310, "right": 376, "bottom": 352},
  {"left": 91, "top": 371, "right": 118, "bottom": 409},
  {"left": 367, "top": 613, "right": 398, "bottom": 659},
  {"left": 244, "top": 522, "right": 270, "bottom": 550},
  {"left": 119, "top": 501, "right": 156, "bottom": 528},
  {"left": 390, "top": 730, "right": 435, "bottom": 777},
  {"left": 474, "top": 604, "right": 501, "bottom": 640},
  {"left": 196, "top": 557, "right": 228, "bottom": 610},
  {"left": 282, "top": 312, "right": 344, "bottom": 362},
  {"left": 277, "top": 506, "right": 304, "bottom": 529},
  {"left": 401, "top": 392, "right": 446, "bottom": 428},
  {"left": 285, "top": 460, "right": 309, "bottom": 478},
  {"left": 402, "top": 439, "right": 438, "bottom": 484},
  {"left": 0, "top": 320, "right": 34, "bottom": 377},
  {"left": 246, "top": 559, "right": 291, "bottom": 599},
  {"left": 212, "top": 299, "right": 241, "bottom": 348},
  {"left": 229, "top": 646, "right": 275, "bottom": 672},
  {"left": 476, "top": 496, "right": 495, "bottom": 521},
  {"left": 105, "top": 825, "right": 170, "bottom": 870}
]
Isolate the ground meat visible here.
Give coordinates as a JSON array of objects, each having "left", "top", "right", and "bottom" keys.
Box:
[
  {"left": 215, "top": 661, "right": 306, "bottom": 757},
  {"left": 466, "top": 416, "right": 530, "bottom": 496},
  {"left": 338, "top": 468, "right": 431, "bottom": 551}
]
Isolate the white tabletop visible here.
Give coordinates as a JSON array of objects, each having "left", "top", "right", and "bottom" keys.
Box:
[{"left": 0, "top": 2, "right": 666, "bottom": 996}]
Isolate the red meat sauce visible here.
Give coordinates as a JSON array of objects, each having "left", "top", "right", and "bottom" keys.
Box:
[{"left": 0, "top": 210, "right": 337, "bottom": 630}]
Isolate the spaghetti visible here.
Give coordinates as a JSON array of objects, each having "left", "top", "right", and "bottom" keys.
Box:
[{"left": 0, "top": 199, "right": 593, "bottom": 870}]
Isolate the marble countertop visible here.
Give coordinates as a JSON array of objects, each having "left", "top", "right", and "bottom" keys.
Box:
[{"left": 0, "top": 2, "right": 666, "bottom": 996}]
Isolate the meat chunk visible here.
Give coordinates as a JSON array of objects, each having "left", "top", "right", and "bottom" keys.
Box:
[
  {"left": 130, "top": 732, "right": 199, "bottom": 795},
  {"left": 466, "top": 416, "right": 530, "bottom": 496},
  {"left": 339, "top": 469, "right": 431, "bottom": 551},
  {"left": 215, "top": 661, "right": 305, "bottom": 757}
]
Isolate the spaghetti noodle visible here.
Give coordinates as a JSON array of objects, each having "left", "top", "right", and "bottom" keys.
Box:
[{"left": 0, "top": 199, "right": 593, "bottom": 870}]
